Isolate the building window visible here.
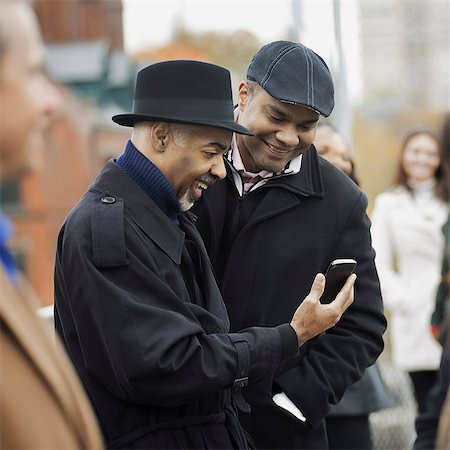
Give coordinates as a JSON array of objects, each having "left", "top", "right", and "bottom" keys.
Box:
[{"left": 0, "top": 180, "right": 22, "bottom": 212}]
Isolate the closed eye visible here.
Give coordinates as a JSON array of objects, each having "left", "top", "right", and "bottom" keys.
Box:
[{"left": 268, "top": 114, "right": 284, "bottom": 123}]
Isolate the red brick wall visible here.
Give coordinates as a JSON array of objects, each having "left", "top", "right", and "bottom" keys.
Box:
[{"left": 34, "top": 0, "right": 124, "bottom": 50}]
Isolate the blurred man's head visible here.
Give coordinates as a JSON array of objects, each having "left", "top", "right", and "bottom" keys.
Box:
[
  {"left": 0, "top": 0, "right": 60, "bottom": 182},
  {"left": 236, "top": 41, "right": 334, "bottom": 173}
]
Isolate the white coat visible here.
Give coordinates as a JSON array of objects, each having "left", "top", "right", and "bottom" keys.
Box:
[{"left": 371, "top": 184, "right": 448, "bottom": 371}]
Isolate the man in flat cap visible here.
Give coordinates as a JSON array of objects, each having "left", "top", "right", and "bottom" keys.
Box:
[
  {"left": 54, "top": 60, "right": 356, "bottom": 449},
  {"left": 193, "top": 41, "right": 387, "bottom": 448}
]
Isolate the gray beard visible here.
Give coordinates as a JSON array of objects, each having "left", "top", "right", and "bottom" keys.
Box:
[
  {"left": 179, "top": 174, "right": 217, "bottom": 212},
  {"left": 179, "top": 194, "right": 194, "bottom": 212}
]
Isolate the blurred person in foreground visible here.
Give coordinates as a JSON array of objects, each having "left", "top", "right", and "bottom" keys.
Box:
[
  {"left": 414, "top": 113, "right": 450, "bottom": 450},
  {"left": 192, "top": 41, "right": 387, "bottom": 449},
  {"left": 54, "top": 60, "right": 356, "bottom": 450},
  {"left": 371, "top": 127, "right": 449, "bottom": 415},
  {"left": 0, "top": 0, "right": 103, "bottom": 448},
  {"left": 314, "top": 122, "right": 395, "bottom": 449}
]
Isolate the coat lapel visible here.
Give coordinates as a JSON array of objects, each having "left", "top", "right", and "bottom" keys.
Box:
[
  {"left": 0, "top": 267, "right": 71, "bottom": 406},
  {"left": 0, "top": 267, "right": 102, "bottom": 447},
  {"left": 233, "top": 145, "right": 325, "bottom": 231},
  {"left": 90, "top": 160, "right": 185, "bottom": 265},
  {"left": 179, "top": 213, "right": 230, "bottom": 329}
]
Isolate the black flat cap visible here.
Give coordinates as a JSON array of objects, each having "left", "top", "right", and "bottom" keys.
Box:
[
  {"left": 247, "top": 41, "right": 334, "bottom": 117},
  {"left": 113, "top": 60, "right": 252, "bottom": 135}
]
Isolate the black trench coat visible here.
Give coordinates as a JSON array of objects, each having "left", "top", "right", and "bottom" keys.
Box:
[
  {"left": 192, "top": 146, "right": 387, "bottom": 449},
  {"left": 54, "top": 161, "right": 298, "bottom": 449}
]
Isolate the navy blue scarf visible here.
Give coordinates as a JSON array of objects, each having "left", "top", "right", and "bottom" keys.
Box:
[{"left": 116, "top": 140, "right": 180, "bottom": 225}]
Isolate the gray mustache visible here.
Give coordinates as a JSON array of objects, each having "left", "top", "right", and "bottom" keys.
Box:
[{"left": 197, "top": 174, "right": 218, "bottom": 187}]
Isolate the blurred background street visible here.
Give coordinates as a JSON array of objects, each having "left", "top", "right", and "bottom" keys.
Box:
[{"left": 1, "top": 2, "right": 448, "bottom": 448}]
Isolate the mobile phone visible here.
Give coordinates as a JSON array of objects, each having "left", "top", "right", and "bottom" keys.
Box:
[{"left": 321, "top": 259, "right": 357, "bottom": 304}]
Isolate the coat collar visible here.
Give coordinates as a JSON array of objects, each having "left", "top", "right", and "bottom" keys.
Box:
[
  {"left": 90, "top": 160, "right": 185, "bottom": 265},
  {"left": 275, "top": 145, "right": 325, "bottom": 198},
  {"left": 226, "top": 144, "right": 325, "bottom": 199}
]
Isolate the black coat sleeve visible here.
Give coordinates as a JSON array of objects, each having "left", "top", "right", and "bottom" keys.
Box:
[{"left": 55, "top": 210, "right": 297, "bottom": 408}]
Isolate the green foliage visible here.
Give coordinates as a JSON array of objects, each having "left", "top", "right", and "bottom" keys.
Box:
[{"left": 172, "top": 28, "right": 261, "bottom": 80}]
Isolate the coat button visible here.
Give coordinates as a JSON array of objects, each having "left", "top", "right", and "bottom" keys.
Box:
[{"left": 101, "top": 196, "right": 116, "bottom": 204}]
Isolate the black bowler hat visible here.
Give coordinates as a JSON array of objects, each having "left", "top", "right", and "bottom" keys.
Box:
[
  {"left": 247, "top": 41, "right": 334, "bottom": 117},
  {"left": 112, "top": 60, "right": 252, "bottom": 135}
]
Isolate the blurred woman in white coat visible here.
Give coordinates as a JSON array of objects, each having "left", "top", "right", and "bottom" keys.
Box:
[{"left": 371, "top": 128, "right": 449, "bottom": 414}]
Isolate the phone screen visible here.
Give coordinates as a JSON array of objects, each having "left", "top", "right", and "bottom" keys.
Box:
[{"left": 321, "top": 259, "right": 357, "bottom": 304}]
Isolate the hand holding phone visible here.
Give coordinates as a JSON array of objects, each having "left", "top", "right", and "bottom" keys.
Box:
[
  {"left": 321, "top": 259, "right": 357, "bottom": 304},
  {"left": 290, "top": 270, "right": 356, "bottom": 345}
]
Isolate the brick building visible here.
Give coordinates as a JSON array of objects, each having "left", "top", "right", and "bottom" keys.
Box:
[
  {"left": 1, "top": 0, "right": 129, "bottom": 305},
  {"left": 34, "top": 0, "right": 124, "bottom": 50},
  {"left": 1, "top": 0, "right": 216, "bottom": 305}
]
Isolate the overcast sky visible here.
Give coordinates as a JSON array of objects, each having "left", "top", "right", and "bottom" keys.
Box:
[{"left": 123, "top": 0, "right": 362, "bottom": 100}]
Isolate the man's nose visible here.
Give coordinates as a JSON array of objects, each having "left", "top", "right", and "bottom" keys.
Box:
[
  {"left": 276, "top": 125, "right": 299, "bottom": 148},
  {"left": 42, "top": 77, "right": 62, "bottom": 118},
  {"left": 211, "top": 156, "right": 227, "bottom": 180}
]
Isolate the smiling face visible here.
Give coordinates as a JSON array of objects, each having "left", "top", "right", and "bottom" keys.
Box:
[
  {"left": 401, "top": 132, "right": 440, "bottom": 182},
  {"left": 235, "top": 82, "right": 319, "bottom": 173},
  {"left": 0, "top": 2, "right": 60, "bottom": 182},
  {"left": 136, "top": 122, "right": 232, "bottom": 211},
  {"left": 169, "top": 124, "right": 232, "bottom": 211}
]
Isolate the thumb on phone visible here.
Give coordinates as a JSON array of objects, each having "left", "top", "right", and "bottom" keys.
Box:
[
  {"left": 290, "top": 273, "right": 355, "bottom": 346},
  {"left": 309, "top": 273, "right": 326, "bottom": 301}
]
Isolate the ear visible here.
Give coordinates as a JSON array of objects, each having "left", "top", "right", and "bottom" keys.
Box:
[
  {"left": 151, "top": 122, "right": 171, "bottom": 153},
  {"left": 238, "top": 81, "right": 250, "bottom": 112}
]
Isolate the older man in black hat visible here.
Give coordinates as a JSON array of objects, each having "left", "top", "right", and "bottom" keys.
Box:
[
  {"left": 54, "top": 60, "right": 355, "bottom": 449},
  {"left": 192, "top": 42, "right": 387, "bottom": 449}
]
